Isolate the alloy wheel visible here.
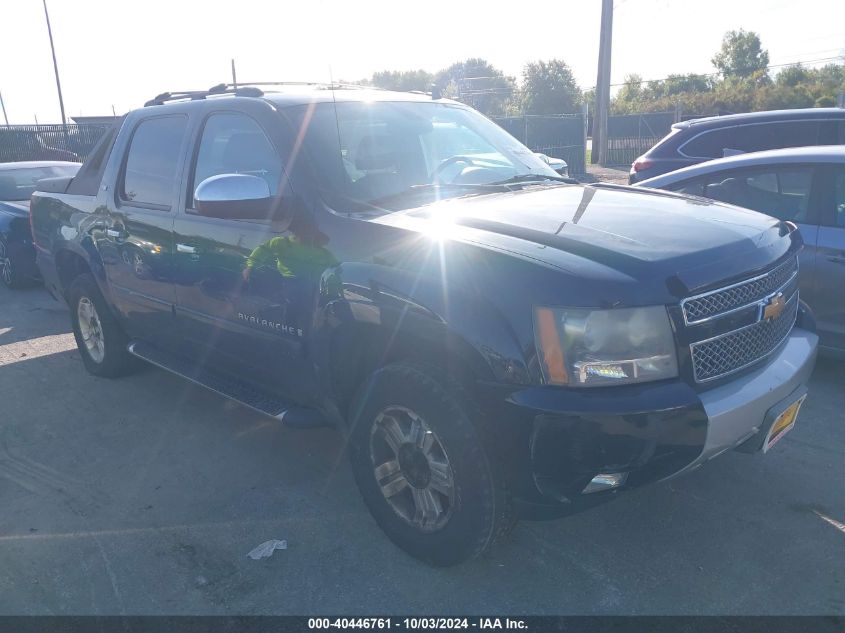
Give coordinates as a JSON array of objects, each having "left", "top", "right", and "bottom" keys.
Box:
[
  {"left": 0, "top": 240, "right": 12, "bottom": 287},
  {"left": 77, "top": 297, "right": 106, "bottom": 363},
  {"left": 370, "top": 406, "right": 456, "bottom": 532}
]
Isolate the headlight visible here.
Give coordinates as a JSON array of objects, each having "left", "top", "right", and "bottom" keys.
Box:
[{"left": 534, "top": 305, "right": 678, "bottom": 387}]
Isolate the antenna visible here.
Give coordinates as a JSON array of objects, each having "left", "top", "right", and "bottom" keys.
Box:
[
  {"left": 231, "top": 59, "right": 238, "bottom": 92},
  {"left": 327, "top": 64, "right": 344, "bottom": 174},
  {"left": 0, "top": 91, "right": 9, "bottom": 127}
]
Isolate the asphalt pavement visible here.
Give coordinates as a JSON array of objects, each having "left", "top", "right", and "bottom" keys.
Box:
[{"left": 0, "top": 284, "right": 843, "bottom": 615}]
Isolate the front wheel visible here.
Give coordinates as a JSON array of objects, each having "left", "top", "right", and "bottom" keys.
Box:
[{"left": 348, "top": 362, "right": 515, "bottom": 566}]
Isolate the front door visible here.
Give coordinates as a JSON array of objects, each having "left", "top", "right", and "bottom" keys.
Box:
[
  {"left": 99, "top": 114, "right": 190, "bottom": 343},
  {"left": 172, "top": 109, "right": 328, "bottom": 402}
]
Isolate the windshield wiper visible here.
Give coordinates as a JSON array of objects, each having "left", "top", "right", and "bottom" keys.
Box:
[
  {"left": 368, "top": 182, "right": 512, "bottom": 207},
  {"left": 489, "top": 173, "right": 578, "bottom": 186}
]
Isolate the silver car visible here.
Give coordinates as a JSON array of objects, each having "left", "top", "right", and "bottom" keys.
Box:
[{"left": 638, "top": 145, "right": 845, "bottom": 357}]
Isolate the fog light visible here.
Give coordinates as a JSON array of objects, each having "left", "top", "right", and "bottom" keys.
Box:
[{"left": 582, "top": 472, "right": 628, "bottom": 494}]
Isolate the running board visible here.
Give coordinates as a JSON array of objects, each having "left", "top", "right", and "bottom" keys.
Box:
[{"left": 127, "top": 340, "right": 327, "bottom": 427}]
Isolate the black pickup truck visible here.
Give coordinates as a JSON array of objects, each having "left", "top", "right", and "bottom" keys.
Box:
[{"left": 31, "top": 84, "right": 818, "bottom": 566}]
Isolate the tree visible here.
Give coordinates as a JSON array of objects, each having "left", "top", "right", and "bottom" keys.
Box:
[
  {"left": 520, "top": 59, "right": 581, "bottom": 115},
  {"left": 370, "top": 69, "right": 434, "bottom": 92},
  {"left": 776, "top": 64, "right": 810, "bottom": 88},
  {"left": 810, "top": 63, "right": 845, "bottom": 92},
  {"left": 435, "top": 58, "right": 516, "bottom": 116},
  {"left": 657, "top": 73, "right": 714, "bottom": 97},
  {"left": 712, "top": 29, "right": 770, "bottom": 78},
  {"left": 610, "top": 74, "right": 646, "bottom": 113}
]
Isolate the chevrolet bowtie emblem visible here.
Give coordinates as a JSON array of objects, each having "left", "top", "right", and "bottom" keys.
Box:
[{"left": 762, "top": 293, "right": 786, "bottom": 321}]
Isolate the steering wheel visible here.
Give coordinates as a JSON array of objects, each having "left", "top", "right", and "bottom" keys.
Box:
[{"left": 431, "top": 155, "right": 476, "bottom": 179}]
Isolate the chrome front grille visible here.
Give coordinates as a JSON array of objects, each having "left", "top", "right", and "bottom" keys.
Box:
[
  {"left": 682, "top": 257, "right": 798, "bottom": 324},
  {"left": 690, "top": 291, "right": 798, "bottom": 382}
]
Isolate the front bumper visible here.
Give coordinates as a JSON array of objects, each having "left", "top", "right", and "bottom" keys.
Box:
[
  {"left": 669, "top": 327, "right": 817, "bottom": 477},
  {"left": 479, "top": 327, "right": 818, "bottom": 510}
]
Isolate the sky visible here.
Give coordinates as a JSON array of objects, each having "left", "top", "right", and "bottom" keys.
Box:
[{"left": 2, "top": 0, "right": 844, "bottom": 124}]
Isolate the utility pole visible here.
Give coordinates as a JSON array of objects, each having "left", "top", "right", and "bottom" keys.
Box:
[
  {"left": 593, "top": 0, "right": 613, "bottom": 165},
  {"left": 42, "top": 0, "right": 68, "bottom": 134},
  {"left": 0, "top": 91, "right": 9, "bottom": 127}
]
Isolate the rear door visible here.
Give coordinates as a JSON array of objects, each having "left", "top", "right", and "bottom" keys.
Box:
[
  {"left": 813, "top": 165, "right": 845, "bottom": 352},
  {"left": 172, "top": 103, "right": 322, "bottom": 402},
  {"left": 98, "top": 112, "right": 190, "bottom": 344}
]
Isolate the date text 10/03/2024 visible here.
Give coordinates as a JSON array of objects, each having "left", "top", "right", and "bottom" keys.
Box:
[{"left": 307, "top": 618, "right": 529, "bottom": 630}]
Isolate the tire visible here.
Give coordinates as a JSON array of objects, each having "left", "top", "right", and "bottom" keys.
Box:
[
  {"left": 67, "top": 273, "right": 139, "bottom": 377},
  {"left": 0, "top": 237, "right": 32, "bottom": 290},
  {"left": 348, "top": 362, "right": 516, "bottom": 566}
]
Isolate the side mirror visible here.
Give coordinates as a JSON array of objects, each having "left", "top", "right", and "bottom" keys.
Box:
[
  {"left": 535, "top": 152, "right": 569, "bottom": 177},
  {"left": 194, "top": 174, "right": 275, "bottom": 220}
]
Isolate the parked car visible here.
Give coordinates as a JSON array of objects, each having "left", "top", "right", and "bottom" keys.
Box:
[
  {"left": 31, "top": 84, "right": 817, "bottom": 566},
  {"left": 535, "top": 153, "right": 569, "bottom": 176},
  {"left": 0, "top": 129, "right": 80, "bottom": 163},
  {"left": 0, "top": 161, "right": 80, "bottom": 289},
  {"left": 628, "top": 108, "right": 845, "bottom": 184},
  {"left": 637, "top": 145, "right": 845, "bottom": 357}
]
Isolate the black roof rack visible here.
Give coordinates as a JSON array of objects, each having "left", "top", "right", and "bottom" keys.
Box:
[
  {"left": 144, "top": 83, "right": 264, "bottom": 107},
  {"left": 143, "top": 80, "right": 413, "bottom": 107},
  {"left": 227, "top": 81, "right": 385, "bottom": 91}
]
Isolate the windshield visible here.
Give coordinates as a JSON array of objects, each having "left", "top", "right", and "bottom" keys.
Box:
[
  {"left": 288, "top": 101, "right": 559, "bottom": 211},
  {"left": 0, "top": 165, "right": 80, "bottom": 201}
]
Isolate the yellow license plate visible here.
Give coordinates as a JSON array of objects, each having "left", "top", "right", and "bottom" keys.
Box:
[{"left": 764, "top": 397, "right": 805, "bottom": 452}]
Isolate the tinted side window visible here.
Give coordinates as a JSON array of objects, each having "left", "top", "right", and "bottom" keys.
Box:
[
  {"left": 700, "top": 166, "right": 814, "bottom": 222},
  {"left": 121, "top": 116, "right": 187, "bottom": 208},
  {"left": 192, "top": 113, "right": 282, "bottom": 205},
  {"left": 681, "top": 128, "right": 737, "bottom": 159},
  {"left": 666, "top": 180, "right": 705, "bottom": 196},
  {"left": 681, "top": 121, "right": 820, "bottom": 159}
]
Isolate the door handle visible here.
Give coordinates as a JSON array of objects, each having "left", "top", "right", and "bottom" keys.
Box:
[
  {"left": 827, "top": 255, "right": 845, "bottom": 264},
  {"left": 177, "top": 243, "right": 198, "bottom": 254}
]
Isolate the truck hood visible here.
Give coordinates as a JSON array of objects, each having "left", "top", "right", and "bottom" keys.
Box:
[{"left": 376, "top": 184, "right": 799, "bottom": 297}]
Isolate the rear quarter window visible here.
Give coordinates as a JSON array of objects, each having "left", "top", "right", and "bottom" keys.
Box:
[{"left": 66, "top": 122, "right": 121, "bottom": 196}]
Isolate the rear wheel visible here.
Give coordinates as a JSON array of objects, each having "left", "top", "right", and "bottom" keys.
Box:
[
  {"left": 0, "top": 237, "right": 31, "bottom": 290},
  {"left": 68, "top": 274, "right": 139, "bottom": 377},
  {"left": 348, "top": 362, "right": 515, "bottom": 566}
]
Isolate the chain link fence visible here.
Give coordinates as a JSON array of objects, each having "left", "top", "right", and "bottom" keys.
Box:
[
  {"left": 492, "top": 114, "right": 587, "bottom": 175},
  {"left": 0, "top": 124, "right": 110, "bottom": 163},
  {"left": 604, "top": 112, "right": 676, "bottom": 166}
]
